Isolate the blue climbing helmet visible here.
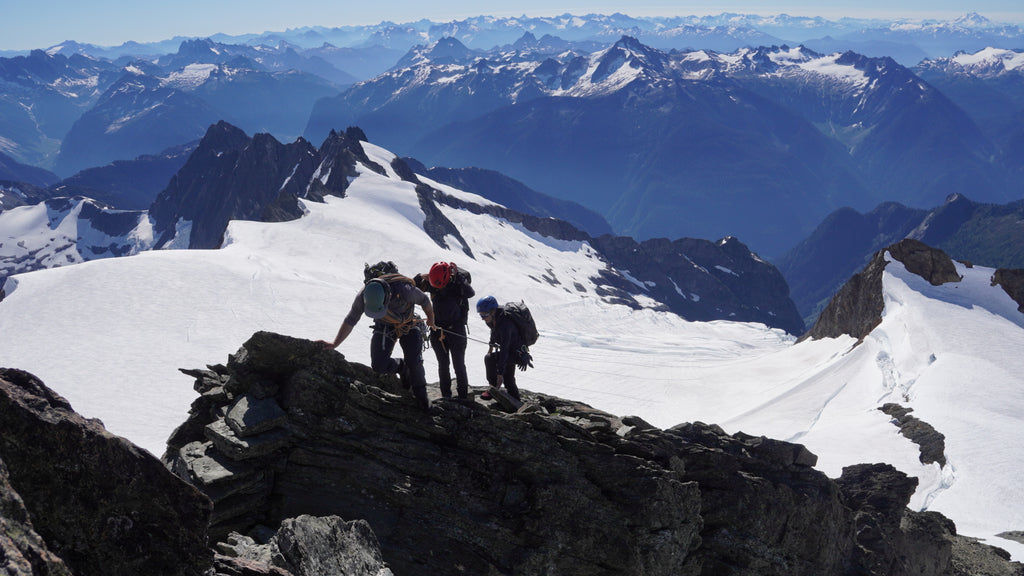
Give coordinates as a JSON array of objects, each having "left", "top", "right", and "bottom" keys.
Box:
[
  {"left": 363, "top": 278, "right": 391, "bottom": 319},
  {"left": 476, "top": 295, "right": 498, "bottom": 315}
]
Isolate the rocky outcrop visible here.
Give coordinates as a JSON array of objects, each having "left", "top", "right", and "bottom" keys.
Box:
[
  {"left": 992, "top": 268, "right": 1024, "bottom": 312},
  {"left": 879, "top": 403, "right": 947, "bottom": 466},
  {"left": 799, "top": 247, "right": 887, "bottom": 342},
  {"left": 592, "top": 235, "right": 806, "bottom": 334},
  {"left": 0, "top": 367, "right": 213, "bottom": 576},
  {"left": 164, "top": 331, "right": 1023, "bottom": 576},
  {"left": 887, "top": 238, "right": 962, "bottom": 286},
  {"left": 836, "top": 463, "right": 954, "bottom": 576},
  {"left": 149, "top": 123, "right": 370, "bottom": 249},
  {"left": 802, "top": 239, "right": 961, "bottom": 342}
]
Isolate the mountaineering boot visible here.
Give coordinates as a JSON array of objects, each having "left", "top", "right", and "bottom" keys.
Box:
[{"left": 413, "top": 386, "right": 429, "bottom": 411}]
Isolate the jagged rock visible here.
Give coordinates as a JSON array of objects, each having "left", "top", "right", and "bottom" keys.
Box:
[
  {"left": 992, "top": 268, "right": 1024, "bottom": 313},
  {"left": 837, "top": 463, "right": 940, "bottom": 575},
  {"left": 150, "top": 123, "right": 370, "bottom": 249},
  {"left": 164, "top": 330, "right": 1023, "bottom": 576},
  {"left": 213, "top": 554, "right": 295, "bottom": 576},
  {"left": 0, "top": 367, "right": 213, "bottom": 576},
  {"left": 590, "top": 235, "right": 806, "bottom": 334},
  {"left": 214, "top": 515, "right": 392, "bottom": 576},
  {"left": 803, "top": 239, "right": 961, "bottom": 341},
  {"left": 800, "top": 247, "right": 887, "bottom": 342}
]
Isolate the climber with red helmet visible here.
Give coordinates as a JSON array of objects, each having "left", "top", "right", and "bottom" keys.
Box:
[
  {"left": 414, "top": 262, "right": 475, "bottom": 400},
  {"left": 320, "top": 262, "right": 436, "bottom": 411}
]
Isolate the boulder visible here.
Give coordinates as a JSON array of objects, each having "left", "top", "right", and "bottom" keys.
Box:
[{"left": 887, "top": 238, "right": 961, "bottom": 286}]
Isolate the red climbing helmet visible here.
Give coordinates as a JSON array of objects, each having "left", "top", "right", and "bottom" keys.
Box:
[{"left": 428, "top": 262, "right": 453, "bottom": 288}]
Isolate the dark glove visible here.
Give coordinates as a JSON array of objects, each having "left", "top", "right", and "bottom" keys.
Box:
[{"left": 517, "top": 349, "right": 533, "bottom": 371}]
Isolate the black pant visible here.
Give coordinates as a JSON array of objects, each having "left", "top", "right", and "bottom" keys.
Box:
[
  {"left": 371, "top": 323, "right": 428, "bottom": 410},
  {"left": 431, "top": 325, "right": 469, "bottom": 399},
  {"left": 484, "top": 351, "right": 520, "bottom": 400}
]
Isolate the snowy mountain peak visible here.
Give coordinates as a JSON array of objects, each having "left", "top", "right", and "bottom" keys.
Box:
[
  {"left": 952, "top": 12, "right": 995, "bottom": 29},
  {"left": 922, "top": 46, "right": 1024, "bottom": 75}
]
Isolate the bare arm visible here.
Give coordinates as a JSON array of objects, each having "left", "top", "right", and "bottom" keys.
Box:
[{"left": 422, "top": 300, "right": 436, "bottom": 330}]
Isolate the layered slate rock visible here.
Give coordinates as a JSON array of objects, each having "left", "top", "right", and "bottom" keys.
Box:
[
  {"left": 0, "top": 367, "right": 213, "bottom": 576},
  {"left": 164, "top": 331, "right": 1022, "bottom": 576}
]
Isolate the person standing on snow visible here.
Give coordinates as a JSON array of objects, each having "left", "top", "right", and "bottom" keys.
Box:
[
  {"left": 476, "top": 295, "right": 523, "bottom": 401},
  {"left": 320, "top": 267, "right": 436, "bottom": 411},
  {"left": 415, "top": 262, "right": 475, "bottom": 401}
]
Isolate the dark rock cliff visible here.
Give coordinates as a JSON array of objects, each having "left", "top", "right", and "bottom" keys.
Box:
[
  {"left": 162, "top": 331, "right": 1021, "bottom": 576},
  {"left": 0, "top": 367, "right": 212, "bottom": 576}
]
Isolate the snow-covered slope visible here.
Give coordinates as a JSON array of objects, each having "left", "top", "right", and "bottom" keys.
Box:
[
  {"left": 0, "top": 197, "right": 153, "bottom": 282},
  {"left": 1, "top": 140, "right": 1022, "bottom": 559}
]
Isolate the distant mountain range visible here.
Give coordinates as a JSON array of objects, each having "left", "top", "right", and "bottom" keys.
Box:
[
  {"left": 2, "top": 12, "right": 1023, "bottom": 329},
  {"left": 0, "top": 41, "right": 342, "bottom": 177},
  {"left": 10, "top": 11, "right": 1023, "bottom": 66},
  {"left": 308, "top": 36, "right": 1021, "bottom": 256}
]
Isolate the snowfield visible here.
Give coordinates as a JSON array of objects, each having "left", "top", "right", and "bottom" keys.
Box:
[{"left": 1, "top": 140, "right": 1023, "bottom": 560}]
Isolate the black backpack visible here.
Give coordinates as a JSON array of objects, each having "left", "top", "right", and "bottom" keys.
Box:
[
  {"left": 503, "top": 301, "right": 538, "bottom": 347},
  {"left": 364, "top": 260, "right": 398, "bottom": 283}
]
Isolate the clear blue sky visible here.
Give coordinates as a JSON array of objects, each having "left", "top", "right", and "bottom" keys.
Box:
[{"left": 5, "top": 0, "right": 1024, "bottom": 51}]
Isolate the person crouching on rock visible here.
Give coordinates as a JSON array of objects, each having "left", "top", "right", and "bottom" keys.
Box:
[
  {"left": 476, "top": 296, "right": 521, "bottom": 401},
  {"left": 320, "top": 271, "right": 436, "bottom": 411}
]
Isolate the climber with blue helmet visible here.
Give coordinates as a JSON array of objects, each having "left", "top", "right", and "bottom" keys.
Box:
[
  {"left": 476, "top": 295, "right": 522, "bottom": 402},
  {"left": 320, "top": 262, "right": 436, "bottom": 411}
]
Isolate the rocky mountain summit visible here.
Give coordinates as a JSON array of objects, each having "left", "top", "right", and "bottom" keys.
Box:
[{"left": 3, "top": 330, "right": 1023, "bottom": 575}]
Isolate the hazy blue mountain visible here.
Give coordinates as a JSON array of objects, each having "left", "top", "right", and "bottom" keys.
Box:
[
  {"left": 309, "top": 36, "right": 1014, "bottom": 257},
  {"left": 53, "top": 73, "right": 221, "bottom": 177},
  {"left": 50, "top": 143, "right": 196, "bottom": 210},
  {"left": 0, "top": 151, "right": 58, "bottom": 188},
  {"left": 52, "top": 43, "right": 342, "bottom": 177},
  {"left": 914, "top": 48, "right": 1024, "bottom": 149},
  {"left": 0, "top": 50, "right": 124, "bottom": 169}
]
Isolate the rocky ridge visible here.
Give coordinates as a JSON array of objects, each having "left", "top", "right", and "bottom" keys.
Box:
[
  {"left": 2, "top": 329, "right": 1023, "bottom": 574},
  {"left": 162, "top": 330, "right": 1021, "bottom": 576}
]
